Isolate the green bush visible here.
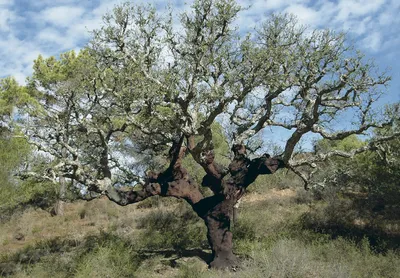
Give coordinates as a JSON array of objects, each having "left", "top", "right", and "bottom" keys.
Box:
[
  {"left": 0, "top": 232, "right": 144, "bottom": 277},
  {"left": 294, "top": 188, "right": 314, "bottom": 204},
  {"left": 136, "top": 202, "right": 207, "bottom": 251},
  {"left": 233, "top": 216, "right": 257, "bottom": 242},
  {"left": 75, "top": 242, "right": 139, "bottom": 278},
  {"left": 176, "top": 259, "right": 207, "bottom": 278},
  {"left": 136, "top": 195, "right": 178, "bottom": 209},
  {"left": 0, "top": 135, "right": 60, "bottom": 219}
]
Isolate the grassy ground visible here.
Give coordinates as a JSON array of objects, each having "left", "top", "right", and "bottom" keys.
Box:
[{"left": 1, "top": 181, "right": 399, "bottom": 277}]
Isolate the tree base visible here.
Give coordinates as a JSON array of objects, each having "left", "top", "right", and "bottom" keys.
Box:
[{"left": 209, "top": 251, "right": 238, "bottom": 270}]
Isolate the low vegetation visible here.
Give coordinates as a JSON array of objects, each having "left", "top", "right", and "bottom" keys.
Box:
[
  {"left": 1, "top": 0, "right": 399, "bottom": 275},
  {"left": 1, "top": 169, "right": 399, "bottom": 277}
]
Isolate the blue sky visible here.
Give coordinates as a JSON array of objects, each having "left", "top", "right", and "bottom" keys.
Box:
[{"left": 1, "top": 0, "right": 399, "bottom": 150}]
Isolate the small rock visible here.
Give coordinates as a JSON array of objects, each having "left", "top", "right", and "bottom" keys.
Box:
[{"left": 14, "top": 232, "right": 25, "bottom": 241}]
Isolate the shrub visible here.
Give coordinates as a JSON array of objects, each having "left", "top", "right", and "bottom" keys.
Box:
[
  {"left": 75, "top": 242, "right": 139, "bottom": 278},
  {"left": 136, "top": 202, "right": 207, "bottom": 251},
  {"left": 294, "top": 188, "right": 314, "bottom": 204}
]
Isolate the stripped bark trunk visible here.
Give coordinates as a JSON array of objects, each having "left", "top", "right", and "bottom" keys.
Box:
[
  {"left": 103, "top": 141, "right": 284, "bottom": 270},
  {"left": 195, "top": 145, "right": 284, "bottom": 269},
  {"left": 204, "top": 198, "right": 237, "bottom": 268}
]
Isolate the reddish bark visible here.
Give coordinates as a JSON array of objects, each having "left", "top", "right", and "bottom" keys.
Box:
[
  {"left": 192, "top": 144, "right": 285, "bottom": 269},
  {"left": 205, "top": 198, "right": 237, "bottom": 269},
  {"left": 105, "top": 141, "right": 284, "bottom": 270}
]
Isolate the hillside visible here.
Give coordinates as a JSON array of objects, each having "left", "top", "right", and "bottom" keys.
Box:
[{"left": 1, "top": 182, "right": 400, "bottom": 278}]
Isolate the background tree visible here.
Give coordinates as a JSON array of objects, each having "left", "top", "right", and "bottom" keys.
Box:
[
  {"left": 17, "top": 0, "right": 400, "bottom": 269},
  {"left": 366, "top": 105, "right": 400, "bottom": 213},
  {"left": 313, "top": 104, "right": 400, "bottom": 213},
  {"left": 0, "top": 78, "right": 59, "bottom": 218},
  {"left": 0, "top": 127, "right": 31, "bottom": 218}
]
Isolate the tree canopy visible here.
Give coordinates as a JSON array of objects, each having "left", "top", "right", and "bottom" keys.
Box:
[{"left": 3, "top": 0, "right": 400, "bottom": 269}]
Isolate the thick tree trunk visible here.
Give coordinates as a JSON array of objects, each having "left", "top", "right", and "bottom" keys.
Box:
[
  {"left": 199, "top": 197, "right": 238, "bottom": 269},
  {"left": 106, "top": 141, "right": 285, "bottom": 270}
]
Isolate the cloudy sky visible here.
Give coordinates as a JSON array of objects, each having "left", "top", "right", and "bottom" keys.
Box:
[
  {"left": 1, "top": 0, "right": 399, "bottom": 98},
  {"left": 1, "top": 0, "right": 399, "bottom": 150}
]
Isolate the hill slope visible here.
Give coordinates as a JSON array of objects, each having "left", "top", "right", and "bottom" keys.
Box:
[{"left": 1, "top": 186, "right": 400, "bottom": 277}]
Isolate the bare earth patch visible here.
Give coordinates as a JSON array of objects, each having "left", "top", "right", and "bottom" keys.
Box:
[{"left": 243, "top": 188, "right": 297, "bottom": 203}]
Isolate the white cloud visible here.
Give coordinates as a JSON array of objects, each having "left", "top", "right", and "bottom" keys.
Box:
[
  {"left": 0, "top": 0, "right": 399, "bottom": 87},
  {"left": 0, "top": 0, "right": 13, "bottom": 5},
  {"left": 283, "top": 4, "right": 320, "bottom": 26},
  {"left": 340, "top": 15, "right": 372, "bottom": 35},
  {"left": 0, "top": 33, "right": 46, "bottom": 83},
  {"left": 0, "top": 8, "right": 14, "bottom": 31},
  {"left": 38, "top": 27, "right": 77, "bottom": 49},
  {"left": 336, "top": 0, "right": 386, "bottom": 21},
  {"left": 234, "top": 0, "right": 312, "bottom": 32},
  {"left": 378, "top": 11, "right": 393, "bottom": 26},
  {"left": 239, "top": 0, "right": 308, "bottom": 12},
  {"left": 40, "top": 6, "right": 85, "bottom": 27},
  {"left": 91, "top": 0, "right": 120, "bottom": 17},
  {"left": 68, "top": 14, "right": 102, "bottom": 37},
  {"left": 381, "top": 37, "right": 400, "bottom": 55},
  {"left": 29, "top": 0, "right": 82, "bottom": 8},
  {"left": 362, "top": 31, "right": 382, "bottom": 52}
]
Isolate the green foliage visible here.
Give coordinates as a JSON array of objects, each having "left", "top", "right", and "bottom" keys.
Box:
[
  {"left": 303, "top": 118, "right": 400, "bottom": 252},
  {"left": 314, "top": 134, "right": 365, "bottom": 153},
  {"left": 248, "top": 169, "right": 303, "bottom": 193},
  {"left": 31, "top": 51, "right": 81, "bottom": 87},
  {"left": 183, "top": 122, "right": 230, "bottom": 188},
  {"left": 232, "top": 216, "right": 257, "bottom": 242},
  {"left": 0, "top": 79, "right": 32, "bottom": 203},
  {"left": 0, "top": 135, "right": 53, "bottom": 217},
  {"left": 225, "top": 237, "right": 400, "bottom": 278},
  {"left": 75, "top": 237, "right": 139, "bottom": 278},
  {"left": 363, "top": 111, "right": 400, "bottom": 210},
  {"left": 0, "top": 77, "right": 38, "bottom": 118},
  {"left": 311, "top": 107, "right": 400, "bottom": 219},
  {"left": 176, "top": 259, "right": 207, "bottom": 278},
  {"left": 0, "top": 181, "right": 58, "bottom": 223},
  {"left": 0, "top": 1, "right": 398, "bottom": 275},
  {"left": 0, "top": 135, "right": 29, "bottom": 179},
  {"left": 1, "top": 183, "right": 400, "bottom": 278},
  {"left": 0, "top": 233, "right": 142, "bottom": 278},
  {"left": 0, "top": 132, "right": 59, "bottom": 217},
  {"left": 135, "top": 202, "right": 207, "bottom": 250},
  {"left": 0, "top": 54, "right": 88, "bottom": 216}
]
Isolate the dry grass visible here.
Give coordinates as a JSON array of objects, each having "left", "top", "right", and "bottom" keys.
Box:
[
  {"left": 0, "top": 197, "right": 152, "bottom": 256},
  {"left": 1, "top": 186, "right": 399, "bottom": 278},
  {"left": 244, "top": 188, "right": 297, "bottom": 203}
]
